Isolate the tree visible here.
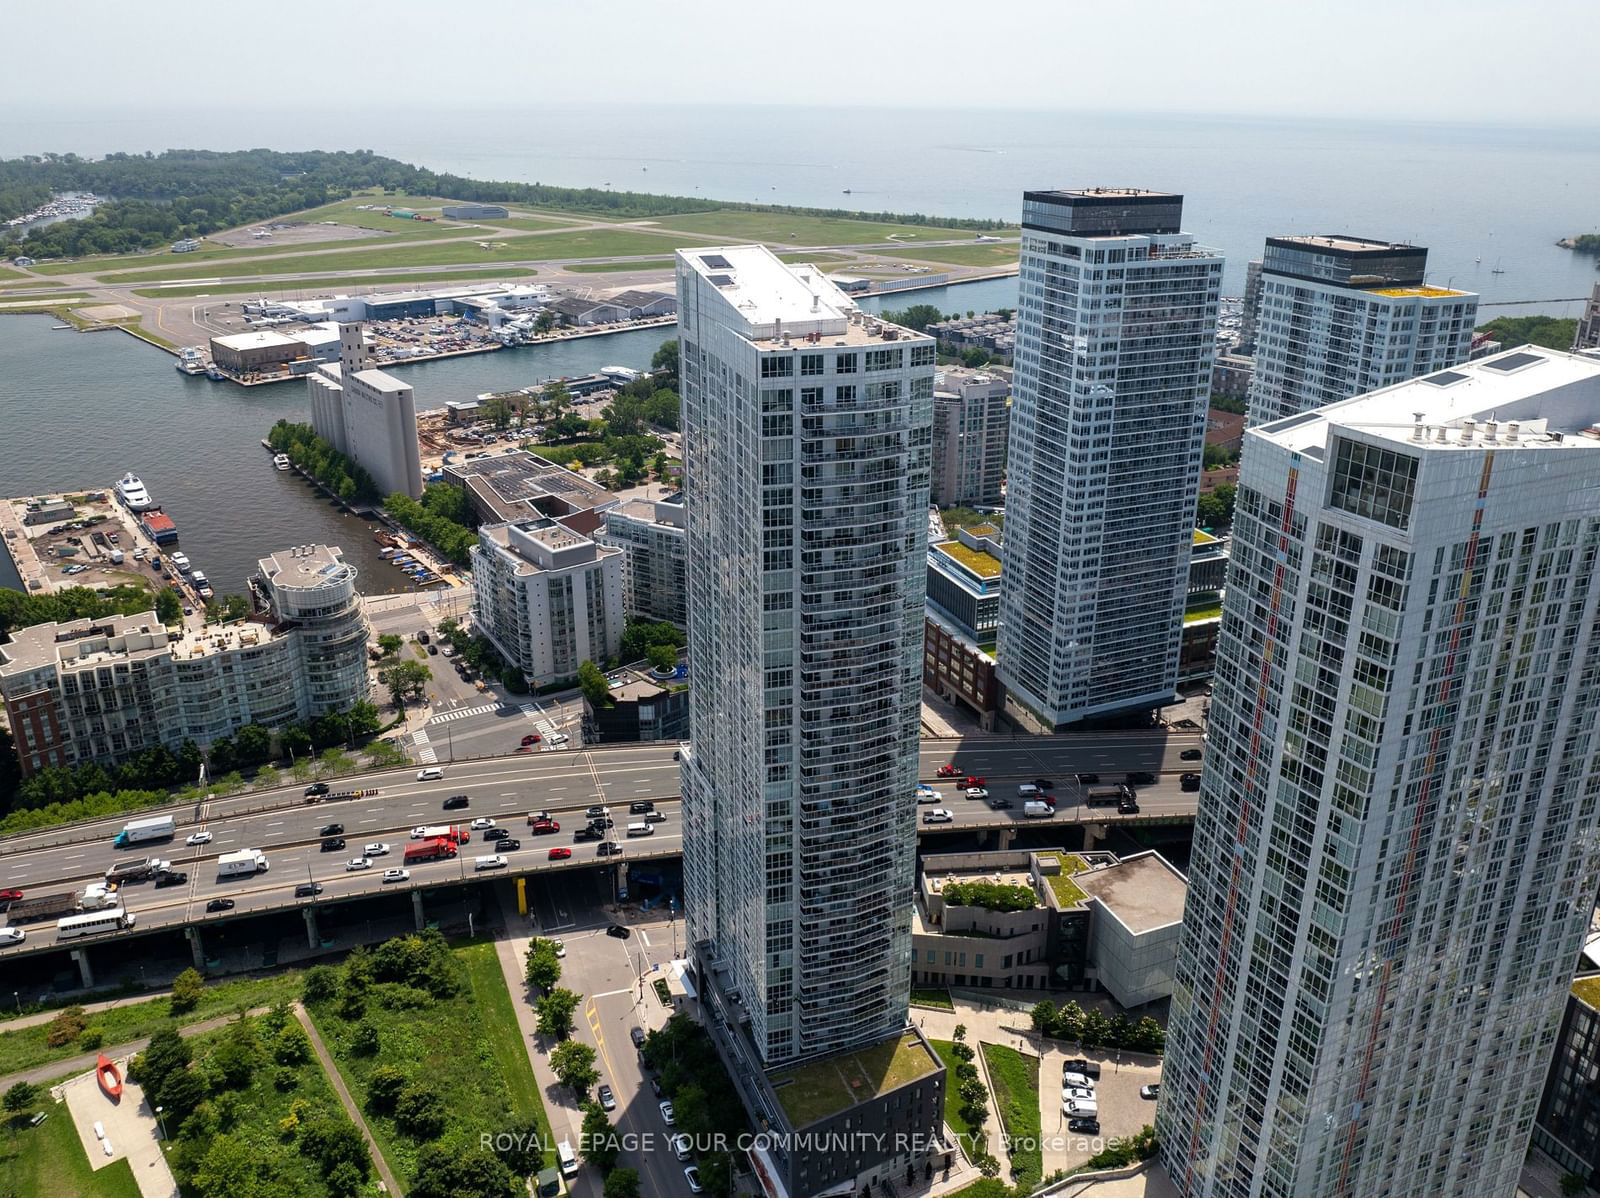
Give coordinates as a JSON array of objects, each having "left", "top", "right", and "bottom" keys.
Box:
[
  {"left": 365, "top": 1066, "right": 408, "bottom": 1114},
  {"left": 298, "top": 1114, "right": 370, "bottom": 1180},
  {"left": 281, "top": 722, "right": 313, "bottom": 760},
  {"left": 351, "top": 1021, "right": 380, "bottom": 1055},
  {"left": 647, "top": 643, "right": 678, "bottom": 672},
  {"left": 525, "top": 938, "right": 562, "bottom": 991},
  {"left": 378, "top": 633, "right": 403, "bottom": 658},
  {"left": 273, "top": 1020, "right": 312, "bottom": 1065},
  {"left": 210, "top": 1018, "right": 264, "bottom": 1089},
  {"left": 154, "top": 1066, "right": 208, "bottom": 1131},
  {"left": 880, "top": 303, "right": 942, "bottom": 332},
  {"left": 190, "top": 1133, "right": 263, "bottom": 1198},
  {"left": 483, "top": 396, "right": 515, "bottom": 430},
  {"left": 44, "top": 1006, "right": 87, "bottom": 1047},
  {"left": 581, "top": 1101, "right": 621, "bottom": 1171},
  {"left": 378, "top": 658, "right": 432, "bottom": 711},
  {"left": 651, "top": 338, "right": 679, "bottom": 383},
  {"left": 302, "top": 964, "right": 339, "bottom": 1004},
  {"left": 497, "top": 1115, "right": 549, "bottom": 1177},
  {"left": 537, "top": 987, "right": 581, "bottom": 1039},
  {"left": 1030, "top": 1001, "right": 1056, "bottom": 1035},
  {"left": 604, "top": 1169, "right": 642, "bottom": 1198},
  {"left": 170, "top": 967, "right": 206, "bottom": 1014},
  {"left": 411, "top": 1143, "right": 516, "bottom": 1198},
  {"left": 2, "top": 1080, "right": 40, "bottom": 1113},
  {"left": 395, "top": 1083, "right": 447, "bottom": 1138},
  {"left": 578, "top": 659, "right": 609, "bottom": 706},
  {"left": 1054, "top": 999, "right": 1086, "bottom": 1041},
  {"left": 550, "top": 1040, "right": 599, "bottom": 1094},
  {"left": 347, "top": 699, "right": 381, "bottom": 737},
  {"left": 1196, "top": 483, "right": 1236, "bottom": 529},
  {"left": 1477, "top": 315, "right": 1578, "bottom": 352},
  {"left": 135, "top": 1024, "right": 191, "bottom": 1095},
  {"left": 155, "top": 585, "right": 183, "bottom": 624}
]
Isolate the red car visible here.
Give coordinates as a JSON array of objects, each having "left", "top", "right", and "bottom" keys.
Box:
[
  {"left": 521, "top": 733, "right": 542, "bottom": 746},
  {"left": 530, "top": 819, "right": 560, "bottom": 835},
  {"left": 963, "top": 776, "right": 985, "bottom": 788},
  {"left": 547, "top": 847, "right": 573, "bottom": 861},
  {"left": 0, "top": 888, "right": 22, "bottom": 901},
  {"left": 936, "top": 764, "right": 958, "bottom": 777}
]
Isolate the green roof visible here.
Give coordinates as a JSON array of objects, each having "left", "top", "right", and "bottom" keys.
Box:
[
  {"left": 1193, "top": 528, "right": 1218, "bottom": 545},
  {"left": 934, "top": 540, "right": 1002, "bottom": 579},
  {"left": 1038, "top": 853, "right": 1092, "bottom": 908},
  {"left": 770, "top": 1031, "right": 939, "bottom": 1128},
  {"left": 1184, "top": 601, "right": 1222, "bottom": 625},
  {"left": 1574, "top": 977, "right": 1600, "bottom": 1009}
]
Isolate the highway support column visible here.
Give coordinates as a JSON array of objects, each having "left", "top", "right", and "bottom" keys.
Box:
[
  {"left": 303, "top": 906, "right": 319, "bottom": 949},
  {"left": 1081, "top": 822, "right": 1106, "bottom": 853},
  {"left": 184, "top": 926, "right": 205, "bottom": 970},
  {"left": 995, "top": 827, "right": 1016, "bottom": 851},
  {"left": 70, "top": 947, "right": 94, "bottom": 989},
  {"left": 412, "top": 889, "right": 426, "bottom": 931}
]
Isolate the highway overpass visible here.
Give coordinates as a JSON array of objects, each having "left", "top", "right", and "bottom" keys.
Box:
[{"left": 0, "top": 731, "right": 1203, "bottom": 976}]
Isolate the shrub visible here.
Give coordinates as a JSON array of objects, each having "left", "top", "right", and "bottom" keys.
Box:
[
  {"left": 78, "top": 1026, "right": 105, "bottom": 1050},
  {"left": 302, "top": 965, "right": 339, "bottom": 1004},
  {"left": 44, "top": 1006, "right": 87, "bottom": 1047},
  {"left": 170, "top": 967, "right": 206, "bottom": 1014},
  {"left": 273, "top": 1021, "right": 312, "bottom": 1065},
  {"left": 350, "top": 1021, "right": 380, "bottom": 1056},
  {"left": 395, "top": 1083, "right": 447, "bottom": 1138},
  {"left": 366, "top": 1065, "right": 407, "bottom": 1114}
]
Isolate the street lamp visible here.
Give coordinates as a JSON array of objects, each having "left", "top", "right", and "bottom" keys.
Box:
[{"left": 155, "top": 1105, "right": 167, "bottom": 1141}]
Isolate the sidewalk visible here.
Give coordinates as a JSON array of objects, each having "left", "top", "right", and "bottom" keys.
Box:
[{"left": 294, "top": 1002, "right": 405, "bottom": 1198}]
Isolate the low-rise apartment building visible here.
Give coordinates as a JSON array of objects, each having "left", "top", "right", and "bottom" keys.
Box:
[
  {"left": 471, "top": 517, "right": 624, "bottom": 686},
  {"left": 1, "top": 544, "right": 370, "bottom": 776}
]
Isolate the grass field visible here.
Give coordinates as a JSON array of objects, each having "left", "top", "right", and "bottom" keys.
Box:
[
  {"left": 307, "top": 940, "right": 552, "bottom": 1180},
  {"left": 0, "top": 1104, "right": 143, "bottom": 1198},
  {"left": 27, "top": 228, "right": 492, "bottom": 278},
  {"left": 866, "top": 243, "right": 1021, "bottom": 267},
  {"left": 930, "top": 1039, "right": 983, "bottom": 1159},
  {"left": 0, "top": 264, "right": 30, "bottom": 280},
  {"left": 980, "top": 1043, "right": 1042, "bottom": 1188},
  {"left": 911, "top": 987, "right": 954, "bottom": 1010},
  {"left": 566, "top": 259, "right": 675, "bottom": 273},
  {"left": 98, "top": 227, "right": 721, "bottom": 283},
  {"left": 649, "top": 209, "right": 1010, "bottom": 247},
  {"left": 130, "top": 267, "right": 538, "bottom": 299},
  {"left": 0, "top": 970, "right": 304, "bottom": 1080},
  {"left": 488, "top": 214, "right": 599, "bottom": 233}
]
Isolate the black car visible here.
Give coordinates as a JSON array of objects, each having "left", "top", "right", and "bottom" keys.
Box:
[
  {"left": 1118, "top": 798, "right": 1140, "bottom": 814},
  {"left": 597, "top": 841, "right": 622, "bottom": 857},
  {"left": 629, "top": 801, "right": 656, "bottom": 814},
  {"left": 672, "top": 750, "right": 680, "bottom": 761},
  {"left": 988, "top": 796, "right": 1013, "bottom": 809},
  {"left": 443, "top": 795, "right": 470, "bottom": 810},
  {"left": 1180, "top": 748, "right": 1202, "bottom": 760},
  {"left": 574, "top": 827, "right": 603, "bottom": 842},
  {"left": 417, "top": 630, "right": 430, "bottom": 644},
  {"left": 605, "top": 924, "right": 632, "bottom": 939},
  {"left": 427, "top": 644, "right": 438, "bottom": 655},
  {"left": 585, "top": 805, "right": 609, "bottom": 818},
  {"left": 631, "top": 1026, "right": 647, "bottom": 1051},
  {"left": 206, "top": 898, "right": 235, "bottom": 913},
  {"left": 294, "top": 882, "right": 324, "bottom": 897},
  {"left": 1033, "top": 778, "right": 1054, "bottom": 790},
  {"left": 1062, "top": 1059, "right": 1102, "bottom": 1080},
  {"left": 154, "top": 871, "right": 188, "bottom": 888},
  {"left": 320, "top": 837, "right": 346, "bottom": 851},
  {"left": 1126, "top": 771, "right": 1156, "bottom": 786},
  {"left": 497, "top": 838, "right": 521, "bottom": 852},
  {"left": 1068, "top": 1117, "right": 1101, "bottom": 1135},
  {"left": 1076, "top": 772, "right": 1100, "bottom": 785},
  {"left": 1181, "top": 772, "right": 1201, "bottom": 791},
  {"left": 304, "top": 782, "right": 330, "bottom": 798},
  {"left": 319, "top": 823, "right": 344, "bottom": 836},
  {"left": 484, "top": 827, "right": 510, "bottom": 841}
]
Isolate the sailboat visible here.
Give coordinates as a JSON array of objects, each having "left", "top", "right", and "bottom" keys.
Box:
[{"left": 1491, "top": 258, "right": 1506, "bottom": 275}]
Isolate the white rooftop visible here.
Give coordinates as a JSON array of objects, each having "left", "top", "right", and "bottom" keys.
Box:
[
  {"left": 212, "top": 329, "right": 304, "bottom": 351},
  {"left": 678, "top": 244, "right": 858, "bottom": 340},
  {"left": 1254, "top": 346, "right": 1600, "bottom": 456}
]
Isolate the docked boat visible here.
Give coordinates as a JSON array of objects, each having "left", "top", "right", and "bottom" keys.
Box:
[
  {"left": 96, "top": 1054, "right": 123, "bottom": 1101},
  {"left": 205, "top": 362, "right": 226, "bottom": 381},
  {"left": 115, "top": 473, "right": 155, "bottom": 512},
  {"left": 175, "top": 347, "right": 206, "bottom": 375},
  {"left": 273, "top": 453, "right": 291, "bottom": 471},
  {"left": 192, "top": 570, "right": 214, "bottom": 599},
  {"left": 140, "top": 510, "right": 178, "bottom": 545},
  {"left": 169, "top": 551, "right": 192, "bottom": 574}
]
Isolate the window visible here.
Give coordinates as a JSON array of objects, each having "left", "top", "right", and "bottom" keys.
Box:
[
  {"left": 1329, "top": 438, "right": 1418, "bottom": 530},
  {"left": 800, "top": 353, "right": 824, "bottom": 376},
  {"left": 836, "top": 353, "right": 858, "bottom": 374},
  {"left": 910, "top": 344, "right": 935, "bottom": 367},
  {"left": 760, "top": 356, "right": 794, "bottom": 379}
]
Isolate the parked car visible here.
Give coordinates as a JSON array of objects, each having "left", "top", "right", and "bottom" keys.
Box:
[
  {"left": 1068, "top": 1117, "right": 1101, "bottom": 1135},
  {"left": 1076, "top": 773, "right": 1100, "bottom": 785},
  {"left": 1062, "top": 1071, "right": 1096, "bottom": 1089},
  {"left": 1063, "top": 1059, "right": 1102, "bottom": 1080},
  {"left": 659, "top": 1100, "right": 676, "bottom": 1125},
  {"left": 671, "top": 1132, "right": 693, "bottom": 1160},
  {"left": 206, "top": 898, "right": 235, "bottom": 912},
  {"left": 1063, "top": 1086, "right": 1096, "bottom": 1102},
  {"left": 684, "top": 1165, "right": 703, "bottom": 1193},
  {"left": 1141, "top": 1084, "right": 1161, "bottom": 1100},
  {"left": 607, "top": 924, "right": 633, "bottom": 939},
  {"left": 1181, "top": 773, "right": 1201, "bottom": 791},
  {"left": 598, "top": 1084, "right": 616, "bottom": 1112},
  {"left": 185, "top": 831, "right": 213, "bottom": 846},
  {"left": 498, "top": 838, "right": 521, "bottom": 852},
  {"left": 631, "top": 1026, "right": 647, "bottom": 1051}
]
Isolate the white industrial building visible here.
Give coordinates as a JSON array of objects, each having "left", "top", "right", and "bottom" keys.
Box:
[
  {"left": 998, "top": 189, "right": 1223, "bottom": 729},
  {"left": 1246, "top": 235, "right": 1479, "bottom": 426},
  {"left": 471, "top": 518, "right": 624, "bottom": 686},
  {"left": 306, "top": 324, "right": 424, "bottom": 500},
  {"left": 1160, "top": 346, "right": 1600, "bottom": 1197}
]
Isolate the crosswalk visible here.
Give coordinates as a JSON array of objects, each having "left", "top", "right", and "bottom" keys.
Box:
[
  {"left": 520, "top": 703, "right": 561, "bottom": 739},
  {"left": 428, "top": 702, "right": 505, "bottom": 725},
  {"left": 412, "top": 728, "right": 437, "bottom": 764}
]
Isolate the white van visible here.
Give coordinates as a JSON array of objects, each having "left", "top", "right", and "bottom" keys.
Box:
[
  {"left": 416, "top": 767, "right": 444, "bottom": 782},
  {"left": 1063, "top": 1097, "right": 1099, "bottom": 1118},
  {"left": 473, "top": 854, "right": 508, "bottom": 871},
  {"left": 1018, "top": 783, "right": 1041, "bottom": 799},
  {"left": 557, "top": 1139, "right": 579, "bottom": 1177},
  {"left": 626, "top": 822, "right": 654, "bottom": 837},
  {"left": 1023, "top": 800, "right": 1055, "bottom": 819}
]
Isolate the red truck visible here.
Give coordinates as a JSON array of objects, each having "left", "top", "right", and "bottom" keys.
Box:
[{"left": 403, "top": 837, "right": 458, "bottom": 865}]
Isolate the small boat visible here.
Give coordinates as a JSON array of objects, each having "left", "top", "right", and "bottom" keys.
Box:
[
  {"left": 273, "top": 453, "right": 291, "bottom": 471},
  {"left": 842, "top": 189, "right": 852, "bottom": 194},
  {"left": 97, "top": 1054, "right": 123, "bottom": 1101},
  {"left": 115, "top": 473, "right": 155, "bottom": 512},
  {"left": 205, "top": 363, "right": 226, "bottom": 381}
]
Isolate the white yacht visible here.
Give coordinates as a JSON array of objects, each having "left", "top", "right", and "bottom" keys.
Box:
[
  {"left": 169, "top": 551, "right": 192, "bottom": 574},
  {"left": 175, "top": 347, "right": 206, "bottom": 375},
  {"left": 115, "top": 473, "right": 154, "bottom": 512},
  {"left": 273, "top": 453, "right": 291, "bottom": 471}
]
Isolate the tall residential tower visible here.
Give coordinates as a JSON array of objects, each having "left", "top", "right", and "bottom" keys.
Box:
[
  {"left": 1159, "top": 347, "right": 1600, "bottom": 1197},
  {"left": 997, "top": 189, "right": 1223, "bottom": 729},
  {"left": 676, "top": 245, "right": 944, "bottom": 1197},
  {"left": 1246, "top": 235, "right": 1478, "bottom": 426}
]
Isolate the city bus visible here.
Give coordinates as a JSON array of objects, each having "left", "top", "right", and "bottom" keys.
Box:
[{"left": 56, "top": 908, "right": 137, "bottom": 940}]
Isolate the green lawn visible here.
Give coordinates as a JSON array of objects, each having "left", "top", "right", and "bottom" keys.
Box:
[
  {"left": 1184, "top": 602, "right": 1222, "bottom": 624},
  {"left": 0, "top": 264, "right": 34, "bottom": 280},
  {"left": 0, "top": 1104, "right": 142, "bottom": 1198},
  {"left": 770, "top": 1030, "right": 939, "bottom": 1128},
  {"left": 0, "top": 970, "right": 304, "bottom": 1080},
  {"left": 98, "top": 227, "right": 720, "bottom": 283},
  {"left": 910, "top": 987, "right": 954, "bottom": 1010},
  {"left": 566, "top": 258, "right": 674, "bottom": 273},
  {"left": 980, "top": 1043, "right": 1042, "bottom": 1188},
  {"left": 942, "top": 1182, "right": 1013, "bottom": 1198},
  {"left": 929, "top": 1039, "right": 983, "bottom": 1158},
  {"left": 307, "top": 940, "right": 553, "bottom": 1181},
  {"left": 131, "top": 267, "right": 539, "bottom": 299},
  {"left": 1037, "top": 854, "right": 1092, "bottom": 908},
  {"left": 485, "top": 214, "right": 596, "bottom": 233},
  {"left": 1575, "top": 977, "right": 1600, "bottom": 1008},
  {"left": 868, "top": 243, "right": 1021, "bottom": 268},
  {"left": 27, "top": 228, "right": 490, "bottom": 278},
  {"left": 651, "top": 209, "right": 1010, "bottom": 248}
]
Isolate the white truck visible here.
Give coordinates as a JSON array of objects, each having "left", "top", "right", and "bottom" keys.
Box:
[
  {"left": 1023, "top": 800, "right": 1055, "bottom": 819},
  {"left": 113, "top": 815, "right": 176, "bottom": 847},
  {"left": 216, "top": 849, "right": 269, "bottom": 879},
  {"left": 77, "top": 883, "right": 120, "bottom": 910}
]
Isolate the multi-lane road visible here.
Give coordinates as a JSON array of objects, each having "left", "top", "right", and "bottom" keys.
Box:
[{"left": 0, "top": 731, "right": 1203, "bottom": 957}]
